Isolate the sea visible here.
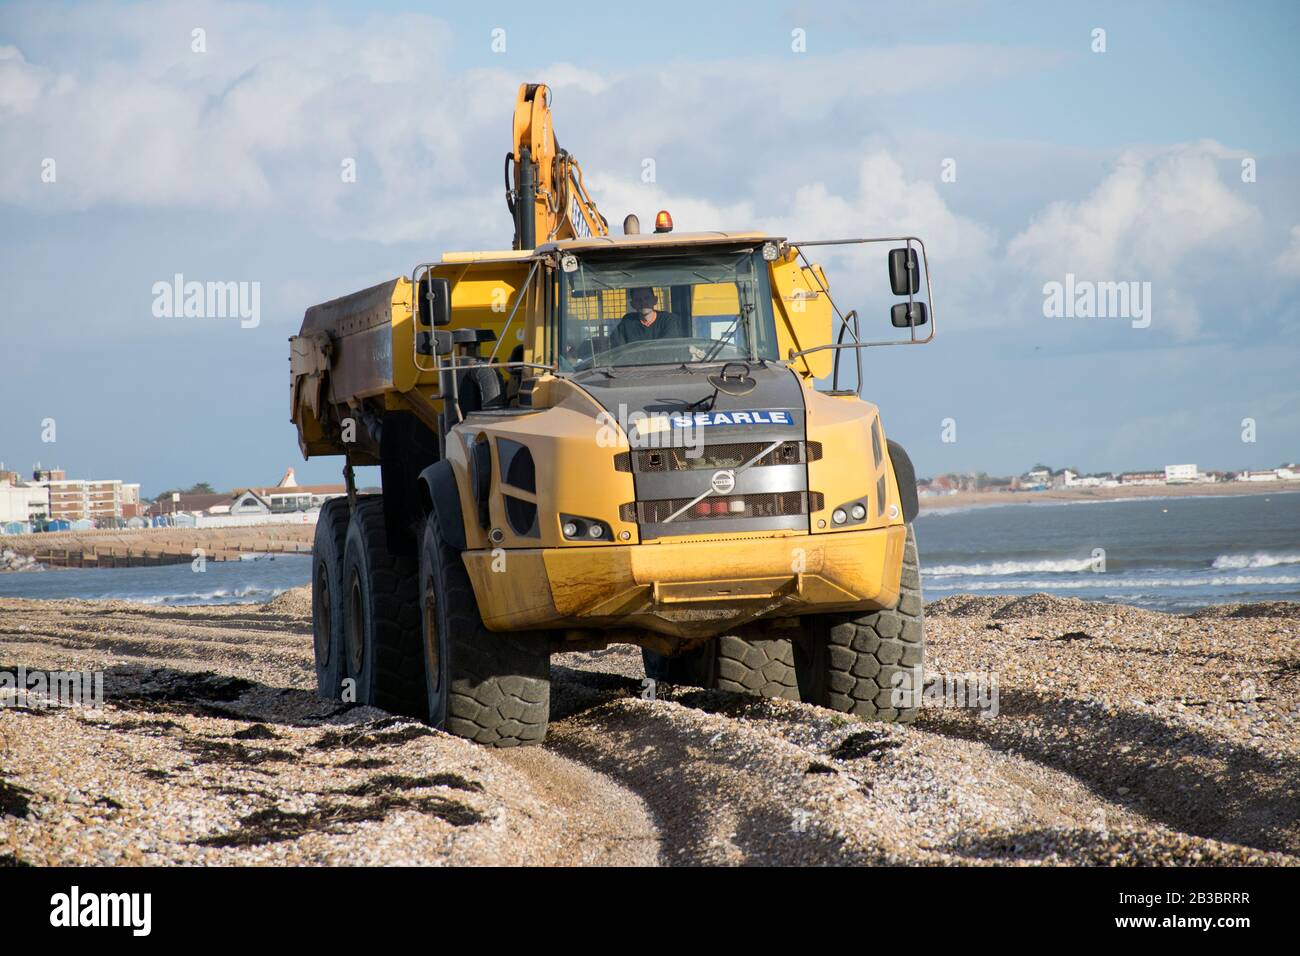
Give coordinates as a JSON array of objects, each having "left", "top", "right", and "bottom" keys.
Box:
[
  {"left": 915, "top": 491, "right": 1300, "bottom": 612},
  {"left": 0, "top": 553, "right": 311, "bottom": 607},
  {"left": 0, "top": 493, "right": 1296, "bottom": 612}
]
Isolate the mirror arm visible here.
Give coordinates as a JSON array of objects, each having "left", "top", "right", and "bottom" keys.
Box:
[
  {"left": 788, "top": 338, "right": 929, "bottom": 362},
  {"left": 784, "top": 236, "right": 938, "bottom": 351}
]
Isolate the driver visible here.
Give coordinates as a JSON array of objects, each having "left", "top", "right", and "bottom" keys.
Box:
[{"left": 610, "top": 287, "right": 688, "bottom": 348}]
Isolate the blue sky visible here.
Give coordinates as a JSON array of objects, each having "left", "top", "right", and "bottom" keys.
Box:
[{"left": 0, "top": 0, "right": 1297, "bottom": 495}]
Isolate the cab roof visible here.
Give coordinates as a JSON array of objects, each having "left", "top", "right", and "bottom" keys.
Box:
[
  {"left": 541, "top": 230, "right": 776, "bottom": 253},
  {"left": 440, "top": 231, "right": 778, "bottom": 264}
]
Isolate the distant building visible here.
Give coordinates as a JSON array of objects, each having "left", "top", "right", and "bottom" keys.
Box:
[
  {"left": 1064, "top": 473, "right": 1113, "bottom": 488},
  {"left": 1018, "top": 468, "right": 1051, "bottom": 491},
  {"left": 1119, "top": 471, "right": 1165, "bottom": 485},
  {"left": 1164, "top": 463, "right": 1199, "bottom": 483},
  {"left": 1236, "top": 468, "right": 1292, "bottom": 482},
  {"left": 235, "top": 468, "right": 344, "bottom": 514},
  {"left": 0, "top": 481, "right": 50, "bottom": 525},
  {"left": 147, "top": 468, "right": 345, "bottom": 523},
  {"left": 229, "top": 490, "right": 273, "bottom": 516},
  {"left": 146, "top": 492, "right": 234, "bottom": 518},
  {"left": 32, "top": 469, "right": 141, "bottom": 522}
]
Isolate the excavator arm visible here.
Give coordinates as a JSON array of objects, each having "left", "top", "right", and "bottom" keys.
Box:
[{"left": 506, "top": 83, "right": 609, "bottom": 250}]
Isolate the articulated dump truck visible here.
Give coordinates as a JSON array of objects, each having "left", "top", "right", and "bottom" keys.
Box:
[{"left": 289, "top": 83, "right": 936, "bottom": 746}]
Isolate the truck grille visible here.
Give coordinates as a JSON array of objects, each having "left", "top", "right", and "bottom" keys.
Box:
[
  {"left": 616, "top": 440, "right": 820, "bottom": 473},
  {"left": 623, "top": 492, "right": 822, "bottom": 525}
]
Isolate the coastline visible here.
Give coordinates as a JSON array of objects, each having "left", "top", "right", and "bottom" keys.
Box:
[{"left": 920, "top": 479, "right": 1300, "bottom": 511}]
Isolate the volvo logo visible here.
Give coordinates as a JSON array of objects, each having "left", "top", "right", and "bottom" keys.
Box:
[{"left": 711, "top": 470, "right": 736, "bottom": 495}]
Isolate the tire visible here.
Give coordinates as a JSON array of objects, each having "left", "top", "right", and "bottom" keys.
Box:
[
  {"left": 418, "top": 514, "right": 550, "bottom": 746},
  {"left": 311, "top": 497, "right": 350, "bottom": 700},
  {"left": 341, "top": 496, "right": 425, "bottom": 717},
  {"left": 642, "top": 635, "right": 799, "bottom": 701},
  {"left": 796, "top": 525, "right": 925, "bottom": 723}
]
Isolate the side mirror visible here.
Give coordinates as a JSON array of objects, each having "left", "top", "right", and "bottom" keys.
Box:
[
  {"left": 891, "top": 301, "right": 928, "bottom": 328},
  {"left": 888, "top": 247, "right": 920, "bottom": 296},
  {"left": 417, "top": 276, "right": 452, "bottom": 327}
]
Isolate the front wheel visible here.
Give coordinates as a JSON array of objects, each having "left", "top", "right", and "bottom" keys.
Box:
[
  {"left": 418, "top": 516, "right": 551, "bottom": 746},
  {"left": 795, "top": 525, "right": 925, "bottom": 723},
  {"left": 642, "top": 635, "right": 799, "bottom": 700}
]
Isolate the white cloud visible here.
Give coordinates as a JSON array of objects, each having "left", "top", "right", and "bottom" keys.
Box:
[
  {"left": 1275, "top": 226, "right": 1300, "bottom": 278},
  {"left": 0, "top": 3, "right": 1293, "bottom": 350},
  {"left": 0, "top": 5, "right": 1065, "bottom": 236},
  {"left": 0, "top": 45, "right": 50, "bottom": 115},
  {"left": 1007, "top": 140, "right": 1258, "bottom": 278}
]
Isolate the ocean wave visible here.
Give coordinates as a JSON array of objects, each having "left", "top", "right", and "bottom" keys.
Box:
[
  {"left": 924, "top": 574, "right": 1300, "bottom": 592},
  {"left": 925, "top": 557, "right": 1097, "bottom": 577},
  {"left": 137, "top": 585, "right": 284, "bottom": 605},
  {"left": 1210, "top": 551, "right": 1300, "bottom": 570},
  {"left": 915, "top": 504, "right": 996, "bottom": 518}
]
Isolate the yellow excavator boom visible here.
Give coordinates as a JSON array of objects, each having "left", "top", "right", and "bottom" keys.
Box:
[{"left": 506, "top": 83, "right": 609, "bottom": 249}]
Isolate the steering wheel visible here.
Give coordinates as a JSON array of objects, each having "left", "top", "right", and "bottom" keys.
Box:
[{"left": 571, "top": 336, "right": 743, "bottom": 372}]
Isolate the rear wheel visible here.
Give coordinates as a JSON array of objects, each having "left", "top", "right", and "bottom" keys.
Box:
[
  {"left": 418, "top": 515, "right": 550, "bottom": 746},
  {"left": 642, "top": 635, "right": 799, "bottom": 701},
  {"left": 795, "top": 525, "right": 925, "bottom": 723},
  {"left": 341, "top": 497, "right": 425, "bottom": 717},
  {"left": 311, "top": 498, "right": 350, "bottom": 700}
]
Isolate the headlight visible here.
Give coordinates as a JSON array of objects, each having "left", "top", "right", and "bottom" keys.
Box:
[{"left": 561, "top": 514, "right": 612, "bottom": 541}]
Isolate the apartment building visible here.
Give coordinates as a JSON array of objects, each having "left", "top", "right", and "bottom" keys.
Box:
[{"left": 32, "top": 468, "right": 142, "bottom": 522}]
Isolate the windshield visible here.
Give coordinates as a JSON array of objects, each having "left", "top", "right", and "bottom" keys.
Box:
[{"left": 557, "top": 249, "right": 777, "bottom": 371}]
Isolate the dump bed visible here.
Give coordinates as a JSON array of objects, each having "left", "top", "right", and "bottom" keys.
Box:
[{"left": 288, "top": 256, "right": 535, "bottom": 459}]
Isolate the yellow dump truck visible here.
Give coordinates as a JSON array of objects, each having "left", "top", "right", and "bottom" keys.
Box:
[{"left": 289, "top": 84, "right": 936, "bottom": 746}]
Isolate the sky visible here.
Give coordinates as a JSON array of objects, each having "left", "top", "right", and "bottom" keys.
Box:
[{"left": 0, "top": 0, "right": 1297, "bottom": 496}]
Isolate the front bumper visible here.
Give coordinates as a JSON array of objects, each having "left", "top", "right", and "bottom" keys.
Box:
[{"left": 461, "top": 524, "right": 906, "bottom": 639}]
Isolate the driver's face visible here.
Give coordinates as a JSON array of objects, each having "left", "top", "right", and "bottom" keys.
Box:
[{"left": 631, "top": 288, "right": 657, "bottom": 311}]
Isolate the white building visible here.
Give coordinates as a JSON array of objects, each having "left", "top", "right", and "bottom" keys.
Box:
[
  {"left": 1164, "top": 463, "right": 1199, "bottom": 483},
  {"left": 1238, "top": 470, "right": 1280, "bottom": 482},
  {"left": 0, "top": 481, "right": 50, "bottom": 525},
  {"left": 237, "top": 468, "right": 344, "bottom": 514},
  {"left": 1236, "top": 467, "right": 1299, "bottom": 482}
]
